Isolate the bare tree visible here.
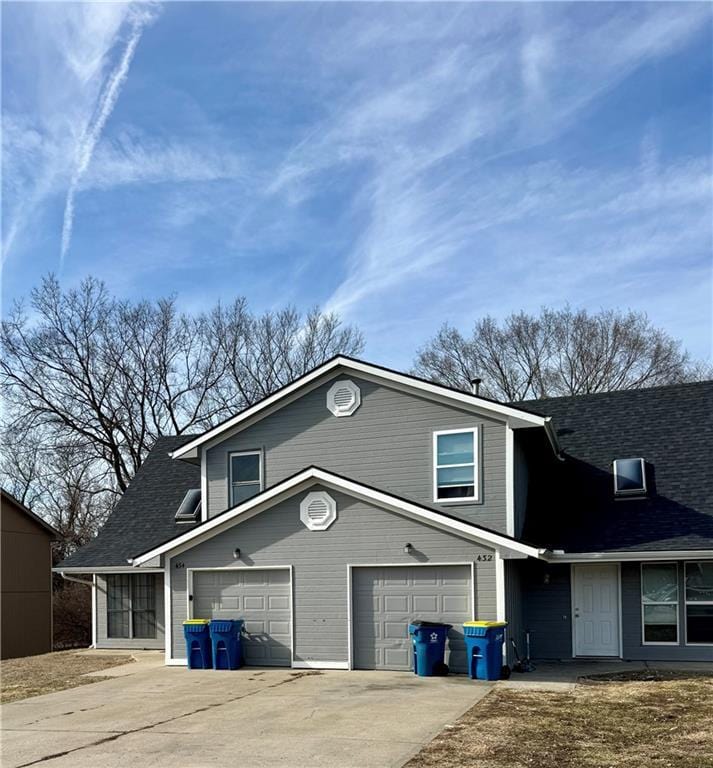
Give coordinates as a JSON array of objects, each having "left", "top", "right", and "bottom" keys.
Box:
[
  {"left": 414, "top": 307, "right": 708, "bottom": 401},
  {"left": 1, "top": 274, "right": 364, "bottom": 507}
]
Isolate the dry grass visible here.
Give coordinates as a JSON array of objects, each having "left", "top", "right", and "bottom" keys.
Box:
[
  {"left": 0, "top": 650, "right": 133, "bottom": 703},
  {"left": 407, "top": 673, "right": 713, "bottom": 768}
]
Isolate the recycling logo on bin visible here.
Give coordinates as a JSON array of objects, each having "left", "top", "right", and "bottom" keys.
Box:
[{"left": 430, "top": 631, "right": 439, "bottom": 643}]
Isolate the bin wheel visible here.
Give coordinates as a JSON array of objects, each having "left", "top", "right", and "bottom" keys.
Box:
[
  {"left": 500, "top": 664, "right": 511, "bottom": 680},
  {"left": 433, "top": 661, "right": 449, "bottom": 676}
]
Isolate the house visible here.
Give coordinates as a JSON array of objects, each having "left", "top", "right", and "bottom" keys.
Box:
[
  {"left": 1, "top": 489, "right": 59, "bottom": 659},
  {"left": 55, "top": 357, "right": 713, "bottom": 669}
]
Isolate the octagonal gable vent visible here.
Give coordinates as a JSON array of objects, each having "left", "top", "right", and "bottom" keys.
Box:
[
  {"left": 326, "top": 380, "right": 361, "bottom": 417},
  {"left": 300, "top": 491, "right": 337, "bottom": 531}
]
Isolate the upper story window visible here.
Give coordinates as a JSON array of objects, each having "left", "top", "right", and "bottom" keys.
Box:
[
  {"left": 433, "top": 428, "right": 479, "bottom": 503},
  {"left": 613, "top": 458, "right": 646, "bottom": 497},
  {"left": 230, "top": 451, "right": 262, "bottom": 506}
]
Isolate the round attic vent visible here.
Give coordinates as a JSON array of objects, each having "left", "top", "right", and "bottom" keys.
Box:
[
  {"left": 300, "top": 491, "right": 337, "bottom": 531},
  {"left": 326, "top": 379, "right": 361, "bottom": 417}
]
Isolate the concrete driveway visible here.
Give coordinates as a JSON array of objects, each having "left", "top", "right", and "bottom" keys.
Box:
[{"left": 1, "top": 655, "right": 492, "bottom": 768}]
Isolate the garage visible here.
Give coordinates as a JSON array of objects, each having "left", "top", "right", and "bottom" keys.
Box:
[
  {"left": 190, "top": 568, "right": 292, "bottom": 666},
  {"left": 352, "top": 565, "right": 472, "bottom": 672}
]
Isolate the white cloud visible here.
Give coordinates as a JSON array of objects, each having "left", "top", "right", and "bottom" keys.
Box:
[{"left": 2, "top": 3, "right": 159, "bottom": 268}]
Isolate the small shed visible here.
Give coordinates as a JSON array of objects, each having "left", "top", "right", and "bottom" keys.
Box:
[{"left": 1, "top": 489, "right": 59, "bottom": 659}]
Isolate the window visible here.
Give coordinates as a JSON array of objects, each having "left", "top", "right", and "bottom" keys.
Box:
[
  {"left": 175, "top": 488, "right": 201, "bottom": 523},
  {"left": 107, "top": 574, "right": 156, "bottom": 639},
  {"left": 641, "top": 563, "right": 678, "bottom": 644},
  {"left": 433, "top": 429, "right": 479, "bottom": 502},
  {"left": 229, "top": 451, "right": 262, "bottom": 506},
  {"left": 685, "top": 562, "right": 713, "bottom": 645},
  {"left": 613, "top": 458, "right": 646, "bottom": 496}
]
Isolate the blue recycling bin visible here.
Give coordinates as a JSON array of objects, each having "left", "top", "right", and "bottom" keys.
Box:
[
  {"left": 408, "top": 621, "right": 452, "bottom": 677},
  {"left": 183, "top": 620, "right": 212, "bottom": 669},
  {"left": 463, "top": 621, "right": 507, "bottom": 680},
  {"left": 209, "top": 619, "right": 244, "bottom": 670}
]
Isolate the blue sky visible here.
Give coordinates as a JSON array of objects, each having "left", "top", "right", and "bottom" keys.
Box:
[{"left": 3, "top": 1, "right": 712, "bottom": 368}]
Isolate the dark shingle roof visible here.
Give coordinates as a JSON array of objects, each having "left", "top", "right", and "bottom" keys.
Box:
[
  {"left": 57, "top": 436, "right": 200, "bottom": 569},
  {"left": 520, "top": 380, "right": 713, "bottom": 553}
]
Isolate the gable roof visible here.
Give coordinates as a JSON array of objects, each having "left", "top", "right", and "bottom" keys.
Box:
[
  {"left": 520, "top": 380, "right": 713, "bottom": 554},
  {"left": 169, "top": 356, "right": 555, "bottom": 460},
  {"left": 1, "top": 489, "right": 59, "bottom": 538},
  {"left": 56, "top": 436, "right": 200, "bottom": 570},
  {"left": 131, "top": 466, "right": 544, "bottom": 565}
]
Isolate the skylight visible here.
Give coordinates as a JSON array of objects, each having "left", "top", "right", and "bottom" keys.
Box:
[
  {"left": 613, "top": 458, "right": 647, "bottom": 497},
  {"left": 175, "top": 489, "right": 201, "bottom": 522}
]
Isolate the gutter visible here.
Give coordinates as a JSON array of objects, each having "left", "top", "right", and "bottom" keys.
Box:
[
  {"left": 59, "top": 571, "right": 94, "bottom": 588},
  {"left": 542, "top": 550, "right": 713, "bottom": 563}
]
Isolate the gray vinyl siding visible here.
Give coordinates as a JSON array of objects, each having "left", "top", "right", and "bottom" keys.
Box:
[
  {"left": 521, "top": 561, "right": 573, "bottom": 660},
  {"left": 621, "top": 562, "right": 713, "bottom": 662},
  {"left": 96, "top": 574, "right": 164, "bottom": 650},
  {"left": 206, "top": 376, "right": 507, "bottom": 533},
  {"left": 170, "top": 486, "right": 497, "bottom": 661}
]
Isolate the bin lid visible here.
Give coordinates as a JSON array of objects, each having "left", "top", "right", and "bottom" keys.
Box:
[
  {"left": 410, "top": 620, "right": 452, "bottom": 628},
  {"left": 183, "top": 619, "right": 209, "bottom": 625},
  {"left": 463, "top": 621, "right": 507, "bottom": 627}
]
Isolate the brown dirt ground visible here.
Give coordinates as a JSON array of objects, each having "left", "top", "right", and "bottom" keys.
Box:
[
  {"left": 0, "top": 650, "right": 133, "bottom": 703},
  {"left": 406, "top": 672, "right": 713, "bottom": 768}
]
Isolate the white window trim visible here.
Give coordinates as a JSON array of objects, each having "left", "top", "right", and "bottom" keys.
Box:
[
  {"left": 641, "top": 562, "right": 679, "bottom": 646},
  {"left": 106, "top": 573, "right": 157, "bottom": 641},
  {"left": 684, "top": 561, "right": 713, "bottom": 647},
  {"left": 228, "top": 450, "right": 263, "bottom": 507},
  {"left": 613, "top": 458, "right": 647, "bottom": 497},
  {"left": 433, "top": 428, "right": 480, "bottom": 504}
]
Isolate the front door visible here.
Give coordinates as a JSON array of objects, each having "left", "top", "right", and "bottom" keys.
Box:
[{"left": 573, "top": 564, "right": 620, "bottom": 657}]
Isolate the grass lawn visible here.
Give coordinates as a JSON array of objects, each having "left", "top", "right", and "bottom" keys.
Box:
[
  {"left": 0, "top": 650, "right": 133, "bottom": 703},
  {"left": 407, "top": 671, "right": 713, "bottom": 768}
]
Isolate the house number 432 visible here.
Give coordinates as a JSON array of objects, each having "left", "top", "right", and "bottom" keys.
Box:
[{"left": 476, "top": 554, "right": 493, "bottom": 562}]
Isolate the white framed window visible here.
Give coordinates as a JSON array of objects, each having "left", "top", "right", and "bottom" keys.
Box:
[
  {"left": 613, "top": 458, "right": 647, "bottom": 496},
  {"left": 433, "top": 428, "right": 479, "bottom": 503},
  {"left": 107, "top": 574, "right": 156, "bottom": 639},
  {"left": 685, "top": 561, "right": 713, "bottom": 645},
  {"left": 641, "top": 563, "right": 679, "bottom": 645},
  {"left": 229, "top": 450, "right": 262, "bottom": 506}
]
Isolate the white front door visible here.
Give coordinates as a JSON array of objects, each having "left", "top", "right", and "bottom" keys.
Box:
[{"left": 573, "top": 564, "right": 620, "bottom": 657}]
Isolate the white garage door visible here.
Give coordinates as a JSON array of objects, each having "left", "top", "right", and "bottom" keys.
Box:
[
  {"left": 191, "top": 569, "right": 291, "bottom": 667},
  {"left": 352, "top": 565, "right": 471, "bottom": 672}
]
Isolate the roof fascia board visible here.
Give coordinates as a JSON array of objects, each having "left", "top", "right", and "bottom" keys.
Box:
[
  {"left": 53, "top": 566, "right": 165, "bottom": 574},
  {"left": 170, "top": 360, "right": 342, "bottom": 459},
  {"left": 544, "top": 550, "right": 713, "bottom": 563},
  {"left": 131, "top": 468, "right": 542, "bottom": 565},
  {"left": 171, "top": 357, "right": 549, "bottom": 460}
]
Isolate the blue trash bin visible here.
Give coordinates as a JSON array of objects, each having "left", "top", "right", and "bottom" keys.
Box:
[
  {"left": 408, "top": 621, "right": 452, "bottom": 677},
  {"left": 209, "top": 619, "right": 244, "bottom": 670},
  {"left": 463, "top": 621, "right": 507, "bottom": 681},
  {"left": 183, "top": 620, "right": 212, "bottom": 669}
]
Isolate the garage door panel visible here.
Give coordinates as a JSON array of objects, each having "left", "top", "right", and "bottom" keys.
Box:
[
  {"left": 413, "top": 595, "right": 438, "bottom": 612},
  {"left": 353, "top": 565, "right": 472, "bottom": 673},
  {"left": 192, "top": 569, "right": 291, "bottom": 667},
  {"left": 384, "top": 595, "right": 408, "bottom": 612},
  {"left": 443, "top": 595, "right": 469, "bottom": 613}
]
